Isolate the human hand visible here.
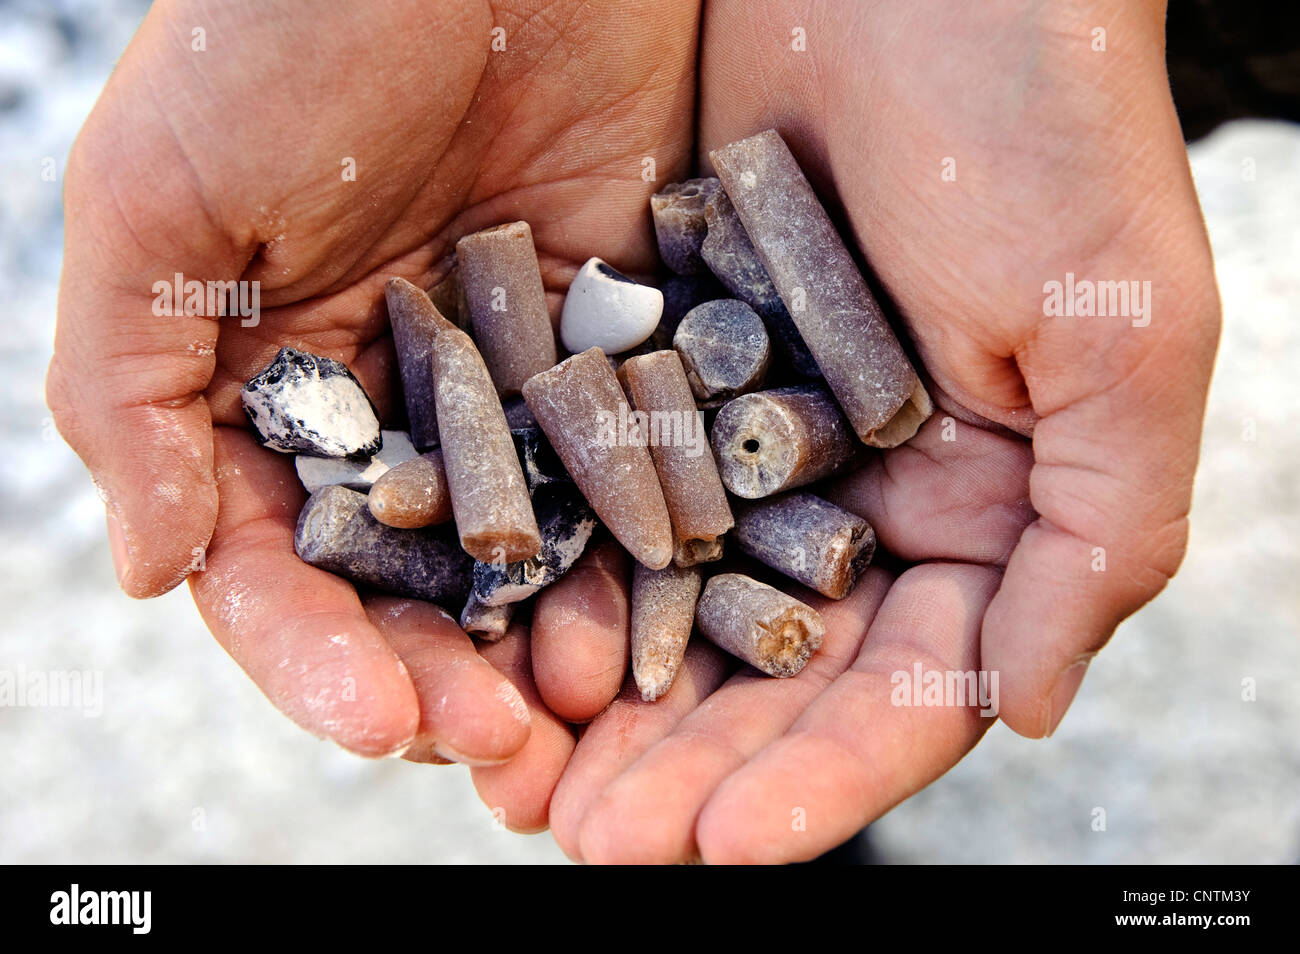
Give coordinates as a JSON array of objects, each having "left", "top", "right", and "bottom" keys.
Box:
[
  {"left": 489, "top": 0, "right": 1221, "bottom": 860},
  {"left": 45, "top": 0, "right": 700, "bottom": 759}
]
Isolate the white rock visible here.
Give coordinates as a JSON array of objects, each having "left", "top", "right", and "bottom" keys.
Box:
[
  {"left": 560, "top": 257, "right": 663, "bottom": 355},
  {"left": 295, "top": 430, "right": 419, "bottom": 494},
  {"left": 241, "top": 347, "right": 382, "bottom": 459}
]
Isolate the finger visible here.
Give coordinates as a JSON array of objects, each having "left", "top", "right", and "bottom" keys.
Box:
[
  {"left": 696, "top": 562, "right": 1001, "bottom": 864},
  {"left": 578, "top": 568, "right": 892, "bottom": 865},
  {"left": 362, "top": 597, "right": 530, "bottom": 766},
  {"left": 985, "top": 262, "right": 1219, "bottom": 738},
  {"left": 549, "top": 643, "right": 733, "bottom": 862},
  {"left": 189, "top": 426, "right": 418, "bottom": 756},
  {"left": 531, "top": 540, "right": 632, "bottom": 722},
  {"left": 471, "top": 625, "right": 578, "bottom": 834},
  {"left": 824, "top": 411, "right": 1035, "bottom": 566}
]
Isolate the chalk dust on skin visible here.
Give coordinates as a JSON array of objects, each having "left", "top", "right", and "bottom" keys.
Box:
[{"left": 495, "top": 679, "right": 530, "bottom": 726}]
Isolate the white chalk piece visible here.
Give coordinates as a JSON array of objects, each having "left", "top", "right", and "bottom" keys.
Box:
[
  {"left": 295, "top": 430, "right": 418, "bottom": 494},
  {"left": 559, "top": 257, "right": 663, "bottom": 355},
  {"left": 242, "top": 347, "right": 382, "bottom": 459}
]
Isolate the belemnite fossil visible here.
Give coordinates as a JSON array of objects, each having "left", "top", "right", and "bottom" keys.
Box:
[{"left": 243, "top": 129, "right": 934, "bottom": 702}]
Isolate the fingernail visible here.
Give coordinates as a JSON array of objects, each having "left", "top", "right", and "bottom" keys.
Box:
[
  {"left": 106, "top": 511, "right": 131, "bottom": 588},
  {"left": 1046, "top": 655, "right": 1093, "bottom": 737},
  {"left": 432, "top": 740, "right": 512, "bottom": 767}
]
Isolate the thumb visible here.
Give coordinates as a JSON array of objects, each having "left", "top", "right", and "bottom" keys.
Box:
[{"left": 46, "top": 30, "right": 250, "bottom": 598}]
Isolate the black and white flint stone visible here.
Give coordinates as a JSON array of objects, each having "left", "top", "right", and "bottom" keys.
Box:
[
  {"left": 294, "top": 430, "right": 419, "bottom": 494},
  {"left": 512, "top": 427, "right": 568, "bottom": 490},
  {"left": 472, "top": 484, "right": 597, "bottom": 606},
  {"left": 242, "top": 347, "right": 382, "bottom": 459},
  {"left": 295, "top": 485, "right": 472, "bottom": 606}
]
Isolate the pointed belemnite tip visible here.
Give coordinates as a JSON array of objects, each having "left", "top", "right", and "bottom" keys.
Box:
[
  {"left": 384, "top": 275, "right": 420, "bottom": 300},
  {"left": 635, "top": 538, "right": 673, "bottom": 572},
  {"left": 636, "top": 677, "right": 668, "bottom": 704}
]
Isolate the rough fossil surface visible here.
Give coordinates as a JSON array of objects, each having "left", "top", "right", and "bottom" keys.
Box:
[
  {"left": 455, "top": 221, "right": 557, "bottom": 397},
  {"left": 617, "top": 349, "right": 733, "bottom": 566},
  {"left": 695, "top": 573, "right": 824, "bottom": 678},
  {"left": 631, "top": 562, "right": 703, "bottom": 702},
  {"left": 432, "top": 326, "right": 541, "bottom": 563},
  {"left": 650, "top": 177, "right": 721, "bottom": 275},
  {"left": 711, "top": 129, "right": 932, "bottom": 446},
  {"left": 294, "top": 485, "right": 473, "bottom": 606},
  {"left": 459, "top": 593, "right": 514, "bottom": 642},
  {"left": 699, "top": 184, "right": 820, "bottom": 377},
  {"left": 732, "top": 492, "right": 876, "bottom": 599},
  {"left": 385, "top": 277, "right": 455, "bottom": 450},
  {"left": 710, "top": 385, "right": 862, "bottom": 498},
  {"left": 523, "top": 347, "right": 673, "bottom": 569},
  {"left": 673, "top": 298, "right": 771, "bottom": 405}
]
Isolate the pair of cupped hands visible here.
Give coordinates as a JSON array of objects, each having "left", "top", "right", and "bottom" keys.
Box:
[{"left": 47, "top": 0, "right": 1219, "bottom": 862}]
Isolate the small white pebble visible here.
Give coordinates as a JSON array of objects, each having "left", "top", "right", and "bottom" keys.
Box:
[{"left": 560, "top": 257, "right": 663, "bottom": 355}]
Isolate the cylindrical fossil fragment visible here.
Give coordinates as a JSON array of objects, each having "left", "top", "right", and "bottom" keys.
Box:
[
  {"left": 710, "top": 130, "right": 932, "bottom": 446},
  {"left": 618, "top": 350, "right": 732, "bottom": 565},
  {"left": 650, "top": 178, "right": 721, "bottom": 275},
  {"left": 460, "top": 593, "right": 514, "bottom": 642},
  {"left": 432, "top": 326, "right": 541, "bottom": 563},
  {"left": 672, "top": 299, "right": 770, "bottom": 405},
  {"left": 710, "top": 386, "right": 862, "bottom": 498},
  {"left": 732, "top": 492, "right": 875, "bottom": 599},
  {"left": 426, "top": 265, "right": 466, "bottom": 331},
  {"left": 471, "top": 429, "right": 597, "bottom": 606},
  {"left": 695, "top": 573, "right": 824, "bottom": 677},
  {"left": 699, "top": 186, "right": 820, "bottom": 377},
  {"left": 385, "top": 277, "right": 455, "bottom": 450},
  {"left": 367, "top": 450, "right": 452, "bottom": 529},
  {"left": 294, "top": 485, "right": 473, "bottom": 606},
  {"left": 522, "top": 347, "right": 673, "bottom": 570},
  {"left": 631, "top": 562, "right": 703, "bottom": 701},
  {"left": 652, "top": 273, "right": 726, "bottom": 350},
  {"left": 455, "top": 222, "right": 558, "bottom": 396}
]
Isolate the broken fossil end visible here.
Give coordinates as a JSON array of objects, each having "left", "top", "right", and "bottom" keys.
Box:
[
  {"left": 695, "top": 573, "right": 824, "bottom": 678},
  {"left": 861, "top": 377, "right": 934, "bottom": 448}
]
